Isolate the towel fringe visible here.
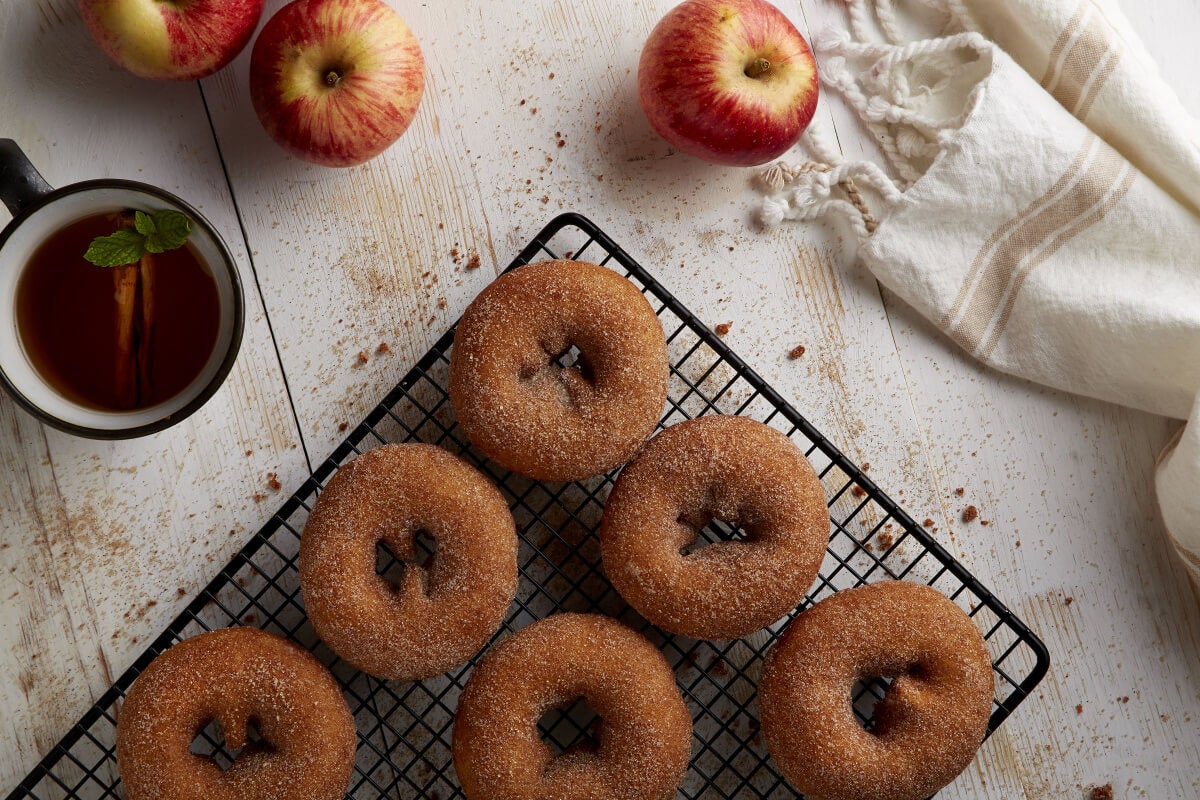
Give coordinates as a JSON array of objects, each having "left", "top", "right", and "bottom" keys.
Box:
[
  {"left": 755, "top": 0, "right": 987, "bottom": 238},
  {"left": 756, "top": 156, "right": 902, "bottom": 236},
  {"left": 820, "top": 28, "right": 990, "bottom": 188}
]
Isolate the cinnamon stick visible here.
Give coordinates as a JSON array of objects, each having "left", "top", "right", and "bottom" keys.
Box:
[
  {"left": 137, "top": 251, "right": 155, "bottom": 404},
  {"left": 110, "top": 211, "right": 157, "bottom": 409},
  {"left": 112, "top": 260, "right": 139, "bottom": 409}
]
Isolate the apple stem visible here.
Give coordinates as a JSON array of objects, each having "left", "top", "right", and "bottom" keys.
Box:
[
  {"left": 325, "top": 69, "right": 344, "bottom": 88},
  {"left": 745, "top": 58, "right": 771, "bottom": 79}
]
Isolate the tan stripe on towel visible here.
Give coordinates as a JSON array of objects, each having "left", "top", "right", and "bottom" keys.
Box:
[
  {"left": 1170, "top": 535, "right": 1200, "bottom": 586},
  {"left": 1041, "top": 0, "right": 1090, "bottom": 94},
  {"left": 941, "top": 136, "right": 1096, "bottom": 330},
  {"left": 977, "top": 162, "right": 1136, "bottom": 358},
  {"left": 1075, "top": 46, "right": 1122, "bottom": 122},
  {"left": 1052, "top": 9, "right": 1116, "bottom": 118},
  {"left": 950, "top": 142, "right": 1126, "bottom": 354}
]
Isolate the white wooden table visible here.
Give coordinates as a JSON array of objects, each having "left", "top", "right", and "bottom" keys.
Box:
[{"left": 1, "top": 0, "right": 1197, "bottom": 796}]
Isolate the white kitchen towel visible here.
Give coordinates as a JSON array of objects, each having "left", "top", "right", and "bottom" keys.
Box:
[
  {"left": 947, "top": 0, "right": 1200, "bottom": 216},
  {"left": 758, "top": 0, "right": 1200, "bottom": 588}
]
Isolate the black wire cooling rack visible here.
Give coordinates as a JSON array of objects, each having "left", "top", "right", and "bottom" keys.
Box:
[{"left": 8, "top": 212, "right": 1049, "bottom": 800}]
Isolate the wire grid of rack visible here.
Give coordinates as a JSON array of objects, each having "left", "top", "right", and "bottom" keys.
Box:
[{"left": 8, "top": 213, "right": 1049, "bottom": 800}]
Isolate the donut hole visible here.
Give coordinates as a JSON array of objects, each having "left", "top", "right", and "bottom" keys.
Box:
[
  {"left": 678, "top": 511, "right": 751, "bottom": 556},
  {"left": 853, "top": 663, "right": 927, "bottom": 733},
  {"left": 375, "top": 530, "right": 437, "bottom": 588},
  {"left": 518, "top": 342, "right": 595, "bottom": 392},
  {"left": 553, "top": 344, "right": 591, "bottom": 378},
  {"left": 851, "top": 676, "right": 895, "bottom": 731},
  {"left": 537, "top": 696, "right": 602, "bottom": 756},
  {"left": 190, "top": 716, "right": 273, "bottom": 768}
]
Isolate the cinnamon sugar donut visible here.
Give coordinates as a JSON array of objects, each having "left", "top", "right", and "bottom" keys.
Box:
[
  {"left": 452, "top": 614, "right": 692, "bottom": 800},
  {"left": 449, "top": 260, "right": 668, "bottom": 482},
  {"left": 600, "top": 415, "right": 828, "bottom": 639},
  {"left": 299, "top": 443, "right": 518, "bottom": 681},
  {"left": 758, "top": 581, "right": 994, "bottom": 800},
  {"left": 116, "top": 627, "right": 355, "bottom": 800}
]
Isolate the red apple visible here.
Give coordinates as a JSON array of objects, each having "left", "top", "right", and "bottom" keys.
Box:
[
  {"left": 249, "top": 0, "right": 426, "bottom": 167},
  {"left": 638, "top": 0, "right": 819, "bottom": 167},
  {"left": 80, "top": 0, "right": 264, "bottom": 81}
]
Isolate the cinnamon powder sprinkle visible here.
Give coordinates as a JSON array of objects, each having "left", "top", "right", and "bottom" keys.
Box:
[
  {"left": 466, "top": 254, "right": 481, "bottom": 270},
  {"left": 357, "top": 350, "right": 369, "bottom": 365},
  {"left": 1075, "top": 704, "right": 1084, "bottom": 714},
  {"left": 851, "top": 486, "right": 866, "bottom": 498},
  {"left": 338, "top": 422, "right": 349, "bottom": 432},
  {"left": 923, "top": 518, "right": 935, "bottom": 527},
  {"left": 377, "top": 342, "right": 390, "bottom": 354},
  {"left": 1090, "top": 784, "right": 1114, "bottom": 800},
  {"left": 788, "top": 345, "right": 806, "bottom": 359},
  {"left": 714, "top": 322, "right": 731, "bottom": 336},
  {"left": 267, "top": 473, "right": 282, "bottom": 492},
  {"left": 954, "top": 487, "right": 965, "bottom": 496},
  {"left": 962, "top": 505, "right": 979, "bottom": 523}
]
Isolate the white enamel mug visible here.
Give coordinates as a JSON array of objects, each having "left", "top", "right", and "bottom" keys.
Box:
[{"left": 0, "top": 139, "right": 244, "bottom": 438}]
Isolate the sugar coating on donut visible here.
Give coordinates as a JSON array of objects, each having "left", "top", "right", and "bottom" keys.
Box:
[
  {"left": 759, "top": 581, "right": 994, "bottom": 800},
  {"left": 115, "top": 627, "right": 356, "bottom": 800},
  {"left": 600, "top": 415, "right": 829, "bottom": 640},
  {"left": 299, "top": 443, "right": 518, "bottom": 681},
  {"left": 449, "top": 260, "right": 669, "bottom": 482},
  {"left": 452, "top": 613, "right": 693, "bottom": 800}
]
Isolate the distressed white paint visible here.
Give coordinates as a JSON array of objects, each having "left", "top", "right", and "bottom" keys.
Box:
[{"left": 0, "top": 0, "right": 1197, "bottom": 796}]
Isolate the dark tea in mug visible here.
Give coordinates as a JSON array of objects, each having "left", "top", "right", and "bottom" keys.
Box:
[
  {"left": 15, "top": 211, "right": 221, "bottom": 412},
  {"left": 0, "top": 138, "right": 243, "bottom": 438}
]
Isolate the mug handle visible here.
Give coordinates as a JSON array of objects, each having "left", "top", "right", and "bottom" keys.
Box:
[{"left": 0, "top": 139, "right": 53, "bottom": 218}]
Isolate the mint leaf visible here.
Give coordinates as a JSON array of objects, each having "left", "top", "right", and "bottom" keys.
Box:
[
  {"left": 134, "top": 211, "right": 156, "bottom": 236},
  {"left": 84, "top": 230, "right": 146, "bottom": 267},
  {"left": 149, "top": 210, "right": 191, "bottom": 251},
  {"left": 85, "top": 209, "right": 191, "bottom": 266}
]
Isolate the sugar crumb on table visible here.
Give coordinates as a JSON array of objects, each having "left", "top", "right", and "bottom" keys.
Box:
[
  {"left": 787, "top": 344, "right": 806, "bottom": 359},
  {"left": 1089, "top": 784, "right": 1114, "bottom": 800},
  {"left": 962, "top": 505, "right": 979, "bottom": 522},
  {"left": 714, "top": 321, "right": 731, "bottom": 336}
]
